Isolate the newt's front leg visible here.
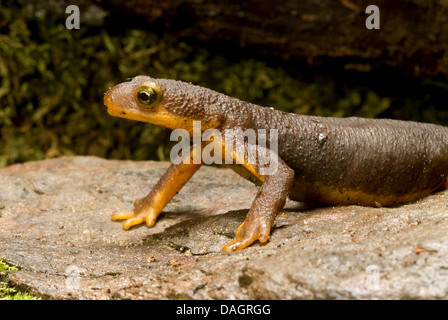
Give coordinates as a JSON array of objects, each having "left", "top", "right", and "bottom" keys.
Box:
[
  {"left": 112, "top": 148, "right": 201, "bottom": 229},
  {"left": 221, "top": 140, "right": 295, "bottom": 252}
]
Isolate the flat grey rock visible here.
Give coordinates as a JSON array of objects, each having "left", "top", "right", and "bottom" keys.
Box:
[{"left": 0, "top": 156, "right": 447, "bottom": 299}]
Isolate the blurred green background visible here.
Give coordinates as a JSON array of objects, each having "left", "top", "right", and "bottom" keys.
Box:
[{"left": 1, "top": 0, "right": 448, "bottom": 167}]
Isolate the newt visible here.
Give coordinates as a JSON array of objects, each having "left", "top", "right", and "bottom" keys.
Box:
[{"left": 104, "top": 75, "right": 448, "bottom": 252}]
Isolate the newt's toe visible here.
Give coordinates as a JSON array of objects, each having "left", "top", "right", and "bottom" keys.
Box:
[
  {"left": 111, "top": 211, "right": 134, "bottom": 221},
  {"left": 122, "top": 217, "right": 145, "bottom": 230},
  {"left": 222, "top": 234, "right": 260, "bottom": 252}
]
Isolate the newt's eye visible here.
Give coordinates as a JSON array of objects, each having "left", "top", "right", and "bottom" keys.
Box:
[{"left": 136, "top": 83, "right": 162, "bottom": 107}]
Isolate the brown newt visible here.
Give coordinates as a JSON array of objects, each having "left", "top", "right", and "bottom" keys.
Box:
[{"left": 104, "top": 75, "right": 448, "bottom": 252}]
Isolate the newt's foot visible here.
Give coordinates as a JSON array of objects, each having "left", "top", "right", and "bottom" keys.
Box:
[
  {"left": 222, "top": 219, "right": 272, "bottom": 252},
  {"left": 111, "top": 198, "right": 158, "bottom": 230}
]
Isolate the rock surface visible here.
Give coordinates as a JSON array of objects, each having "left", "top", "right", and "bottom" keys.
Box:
[{"left": 0, "top": 156, "right": 447, "bottom": 299}]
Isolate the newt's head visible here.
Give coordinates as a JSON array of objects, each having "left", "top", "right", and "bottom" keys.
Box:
[{"left": 104, "top": 76, "right": 221, "bottom": 132}]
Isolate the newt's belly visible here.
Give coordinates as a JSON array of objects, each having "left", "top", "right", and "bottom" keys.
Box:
[{"left": 288, "top": 178, "right": 447, "bottom": 207}]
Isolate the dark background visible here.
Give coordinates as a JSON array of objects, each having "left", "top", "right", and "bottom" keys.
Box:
[{"left": 1, "top": 0, "right": 447, "bottom": 167}]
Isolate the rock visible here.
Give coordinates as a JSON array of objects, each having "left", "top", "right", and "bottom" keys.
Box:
[{"left": 0, "top": 156, "right": 447, "bottom": 299}]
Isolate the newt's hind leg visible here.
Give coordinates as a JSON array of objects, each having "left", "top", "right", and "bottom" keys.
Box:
[{"left": 112, "top": 148, "right": 201, "bottom": 230}]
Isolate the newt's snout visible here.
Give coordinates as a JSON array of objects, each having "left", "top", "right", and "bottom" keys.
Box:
[
  {"left": 104, "top": 90, "right": 113, "bottom": 112},
  {"left": 104, "top": 81, "right": 134, "bottom": 116},
  {"left": 104, "top": 92, "right": 122, "bottom": 117}
]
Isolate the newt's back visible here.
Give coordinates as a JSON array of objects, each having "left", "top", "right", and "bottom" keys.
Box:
[{"left": 264, "top": 111, "right": 448, "bottom": 206}]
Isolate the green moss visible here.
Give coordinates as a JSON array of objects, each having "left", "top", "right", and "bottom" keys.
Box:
[
  {"left": 0, "top": 261, "right": 18, "bottom": 272},
  {"left": 0, "top": 284, "right": 41, "bottom": 300},
  {"left": 0, "top": 0, "right": 447, "bottom": 168},
  {"left": 0, "top": 260, "right": 40, "bottom": 300}
]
